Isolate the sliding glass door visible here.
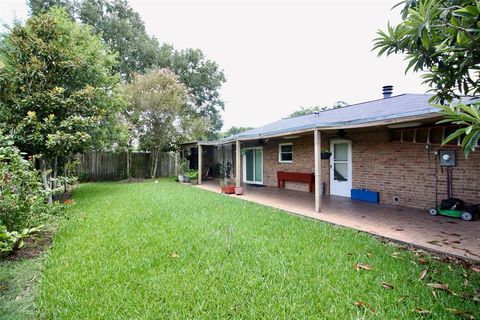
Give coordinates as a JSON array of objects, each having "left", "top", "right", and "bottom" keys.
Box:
[{"left": 243, "top": 148, "right": 263, "bottom": 184}]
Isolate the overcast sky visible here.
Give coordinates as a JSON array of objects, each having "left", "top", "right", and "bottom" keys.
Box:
[{"left": 0, "top": 0, "right": 428, "bottom": 130}]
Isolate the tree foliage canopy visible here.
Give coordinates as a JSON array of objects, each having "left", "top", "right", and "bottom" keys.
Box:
[
  {"left": 373, "top": 0, "right": 480, "bottom": 102},
  {"left": 122, "top": 69, "right": 209, "bottom": 151},
  {"left": 374, "top": 0, "right": 480, "bottom": 157},
  {"left": 220, "top": 126, "right": 254, "bottom": 138},
  {"left": 287, "top": 101, "right": 348, "bottom": 118},
  {"left": 28, "top": 0, "right": 226, "bottom": 134},
  {"left": 0, "top": 7, "right": 122, "bottom": 158}
]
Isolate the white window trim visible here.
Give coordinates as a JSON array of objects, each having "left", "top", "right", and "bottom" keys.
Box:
[
  {"left": 242, "top": 147, "right": 264, "bottom": 185},
  {"left": 278, "top": 142, "right": 293, "bottom": 163}
]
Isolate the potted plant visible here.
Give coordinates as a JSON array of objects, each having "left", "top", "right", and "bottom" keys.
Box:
[
  {"left": 185, "top": 169, "right": 198, "bottom": 185},
  {"left": 219, "top": 161, "right": 235, "bottom": 194},
  {"left": 320, "top": 148, "right": 332, "bottom": 159},
  {"left": 178, "top": 159, "right": 188, "bottom": 183}
]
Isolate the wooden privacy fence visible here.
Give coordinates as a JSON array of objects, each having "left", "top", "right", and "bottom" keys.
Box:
[{"left": 76, "top": 151, "right": 178, "bottom": 181}]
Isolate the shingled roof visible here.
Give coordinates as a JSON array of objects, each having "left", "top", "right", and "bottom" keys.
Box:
[{"left": 200, "top": 94, "right": 477, "bottom": 144}]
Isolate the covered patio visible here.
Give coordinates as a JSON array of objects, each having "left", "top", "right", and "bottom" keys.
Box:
[{"left": 197, "top": 181, "right": 480, "bottom": 261}]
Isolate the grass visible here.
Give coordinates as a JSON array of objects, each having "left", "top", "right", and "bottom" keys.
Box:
[
  {"left": 36, "top": 179, "right": 478, "bottom": 319},
  {"left": 0, "top": 255, "right": 45, "bottom": 319}
]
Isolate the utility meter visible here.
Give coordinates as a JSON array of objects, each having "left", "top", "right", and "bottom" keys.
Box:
[{"left": 439, "top": 150, "right": 456, "bottom": 167}]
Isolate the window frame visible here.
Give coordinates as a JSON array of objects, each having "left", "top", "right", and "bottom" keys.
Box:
[{"left": 278, "top": 143, "right": 293, "bottom": 163}]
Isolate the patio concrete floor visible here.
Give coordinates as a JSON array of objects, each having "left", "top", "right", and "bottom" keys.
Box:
[{"left": 197, "top": 182, "right": 480, "bottom": 261}]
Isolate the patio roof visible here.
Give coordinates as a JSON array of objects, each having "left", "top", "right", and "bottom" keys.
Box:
[{"left": 198, "top": 94, "right": 478, "bottom": 145}]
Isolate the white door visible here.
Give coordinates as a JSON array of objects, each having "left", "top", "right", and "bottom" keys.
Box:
[
  {"left": 243, "top": 148, "right": 263, "bottom": 184},
  {"left": 329, "top": 140, "right": 352, "bottom": 197}
]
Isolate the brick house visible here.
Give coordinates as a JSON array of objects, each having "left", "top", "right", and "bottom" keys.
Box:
[{"left": 193, "top": 87, "right": 479, "bottom": 213}]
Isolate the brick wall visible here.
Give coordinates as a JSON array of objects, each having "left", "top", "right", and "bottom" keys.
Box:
[
  {"left": 252, "top": 134, "right": 330, "bottom": 194},
  {"left": 350, "top": 128, "right": 480, "bottom": 209},
  {"left": 242, "top": 128, "right": 480, "bottom": 210}
]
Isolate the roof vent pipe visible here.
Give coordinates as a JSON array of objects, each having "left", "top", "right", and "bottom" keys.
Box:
[{"left": 383, "top": 85, "right": 393, "bottom": 98}]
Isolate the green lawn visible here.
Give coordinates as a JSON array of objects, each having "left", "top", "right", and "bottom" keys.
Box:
[
  {"left": 37, "top": 180, "right": 479, "bottom": 319},
  {"left": 0, "top": 255, "right": 45, "bottom": 319}
]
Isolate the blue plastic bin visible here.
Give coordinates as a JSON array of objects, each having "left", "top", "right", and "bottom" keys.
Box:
[{"left": 351, "top": 189, "right": 379, "bottom": 203}]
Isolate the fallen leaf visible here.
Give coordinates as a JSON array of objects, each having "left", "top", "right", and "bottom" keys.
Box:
[
  {"left": 432, "top": 290, "right": 437, "bottom": 299},
  {"left": 428, "top": 283, "right": 449, "bottom": 290},
  {"left": 426, "top": 240, "right": 442, "bottom": 246},
  {"left": 471, "top": 266, "right": 480, "bottom": 273},
  {"left": 462, "top": 249, "right": 480, "bottom": 258},
  {"left": 418, "top": 258, "right": 428, "bottom": 264},
  {"left": 440, "top": 231, "right": 461, "bottom": 237},
  {"left": 451, "top": 240, "right": 462, "bottom": 244},
  {"left": 391, "top": 252, "right": 401, "bottom": 259},
  {"left": 427, "top": 283, "right": 458, "bottom": 296},
  {"left": 415, "top": 307, "right": 432, "bottom": 315},
  {"left": 381, "top": 282, "right": 394, "bottom": 289},
  {"left": 354, "top": 301, "right": 366, "bottom": 307},
  {"left": 395, "top": 227, "right": 404, "bottom": 231},
  {"left": 419, "top": 269, "right": 428, "bottom": 281},
  {"left": 445, "top": 308, "right": 475, "bottom": 319},
  {"left": 354, "top": 301, "right": 376, "bottom": 315},
  {"left": 354, "top": 263, "right": 372, "bottom": 271},
  {"left": 170, "top": 252, "right": 179, "bottom": 258}
]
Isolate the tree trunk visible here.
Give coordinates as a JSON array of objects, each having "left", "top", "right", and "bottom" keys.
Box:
[
  {"left": 51, "top": 155, "right": 58, "bottom": 190},
  {"left": 64, "top": 158, "right": 69, "bottom": 193},
  {"left": 39, "top": 159, "right": 52, "bottom": 204},
  {"left": 126, "top": 150, "right": 132, "bottom": 178},
  {"left": 151, "top": 147, "right": 159, "bottom": 178}
]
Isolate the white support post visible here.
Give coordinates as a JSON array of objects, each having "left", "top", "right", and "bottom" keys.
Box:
[
  {"left": 198, "top": 144, "right": 203, "bottom": 185},
  {"left": 235, "top": 140, "right": 241, "bottom": 187},
  {"left": 314, "top": 129, "right": 322, "bottom": 213}
]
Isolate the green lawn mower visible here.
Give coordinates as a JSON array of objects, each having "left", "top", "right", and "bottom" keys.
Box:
[{"left": 428, "top": 150, "right": 478, "bottom": 221}]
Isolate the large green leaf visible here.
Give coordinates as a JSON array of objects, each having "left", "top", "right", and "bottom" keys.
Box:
[
  {"left": 442, "top": 128, "right": 465, "bottom": 145},
  {"left": 453, "top": 5, "right": 479, "bottom": 17}
]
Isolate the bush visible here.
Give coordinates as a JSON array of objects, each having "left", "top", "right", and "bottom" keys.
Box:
[
  {"left": 185, "top": 170, "right": 198, "bottom": 180},
  {"left": 0, "top": 132, "right": 54, "bottom": 231},
  {"left": 0, "top": 224, "right": 42, "bottom": 256}
]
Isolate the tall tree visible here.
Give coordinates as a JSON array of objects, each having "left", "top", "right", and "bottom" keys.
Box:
[
  {"left": 28, "top": 0, "right": 226, "bottom": 134},
  {"left": 0, "top": 8, "right": 122, "bottom": 201},
  {"left": 28, "top": 0, "right": 75, "bottom": 16},
  {"left": 288, "top": 101, "right": 348, "bottom": 118},
  {"left": 78, "top": 0, "right": 163, "bottom": 81},
  {"left": 167, "top": 48, "right": 226, "bottom": 133},
  {"left": 122, "top": 69, "right": 209, "bottom": 178},
  {"left": 374, "top": 0, "right": 480, "bottom": 156}
]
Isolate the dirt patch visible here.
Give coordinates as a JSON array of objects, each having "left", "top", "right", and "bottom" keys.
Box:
[
  {"left": 4, "top": 230, "right": 54, "bottom": 261},
  {"left": 53, "top": 190, "right": 73, "bottom": 203},
  {"left": 0, "top": 281, "right": 7, "bottom": 293},
  {"left": 119, "top": 177, "right": 145, "bottom": 184}
]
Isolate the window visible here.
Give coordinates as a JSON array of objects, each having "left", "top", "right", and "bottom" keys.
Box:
[{"left": 279, "top": 143, "right": 293, "bottom": 163}]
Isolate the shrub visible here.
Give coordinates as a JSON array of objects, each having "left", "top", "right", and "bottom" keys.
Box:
[
  {"left": 0, "top": 224, "right": 42, "bottom": 256},
  {"left": 185, "top": 170, "right": 198, "bottom": 180},
  {"left": 0, "top": 132, "right": 54, "bottom": 231}
]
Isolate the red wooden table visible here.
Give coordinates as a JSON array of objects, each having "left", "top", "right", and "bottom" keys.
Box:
[{"left": 277, "top": 171, "right": 315, "bottom": 192}]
